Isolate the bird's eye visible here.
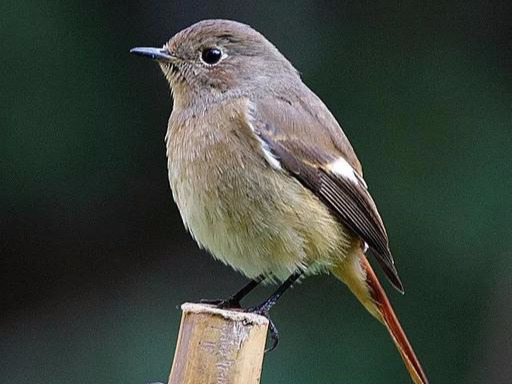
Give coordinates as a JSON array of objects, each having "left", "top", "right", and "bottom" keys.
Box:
[{"left": 201, "top": 47, "right": 223, "bottom": 65}]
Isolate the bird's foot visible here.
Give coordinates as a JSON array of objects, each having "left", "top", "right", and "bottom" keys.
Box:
[
  {"left": 199, "top": 278, "right": 262, "bottom": 309},
  {"left": 245, "top": 304, "right": 279, "bottom": 352},
  {"left": 199, "top": 296, "right": 242, "bottom": 309}
]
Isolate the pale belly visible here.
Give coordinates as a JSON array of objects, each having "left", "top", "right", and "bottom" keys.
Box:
[{"left": 168, "top": 151, "right": 355, "bottom": 282}]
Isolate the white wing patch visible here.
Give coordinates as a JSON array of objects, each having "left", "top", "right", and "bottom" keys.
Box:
[
  {"left": 258, "top": 137, "right": 282, "bottom": 169},
  {"left": 327, "top": 157, "right": 367, "bottom": 189},
  {"left": 246, "top": 100, "right": 282, "bottom": 170}
]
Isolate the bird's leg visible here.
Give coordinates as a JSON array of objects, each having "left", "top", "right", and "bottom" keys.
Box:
[
  {"left": 200, "top": 277, "right": 262, "bottom": 309},
  {"left": 246, "top": 270, "right": 303, "bottom": 352}
]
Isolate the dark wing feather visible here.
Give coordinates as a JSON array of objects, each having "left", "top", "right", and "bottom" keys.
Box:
[
  {"left": 317, "top": 171, "right": 403, "bottom": 292},
  {"left": 255, "top": 127, "right": 404, "bottom": 293}
]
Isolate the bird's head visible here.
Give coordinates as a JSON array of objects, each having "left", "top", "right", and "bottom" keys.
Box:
[{"left": 131, "top": 19, "right": 299, "bottom": 108}]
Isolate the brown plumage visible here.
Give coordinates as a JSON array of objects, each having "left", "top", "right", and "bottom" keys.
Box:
[{"left": 131, "top": 19, "right": 428, "bottom": 384}]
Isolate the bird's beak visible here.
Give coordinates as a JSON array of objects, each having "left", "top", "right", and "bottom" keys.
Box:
[{"left": 130, "top": 47, "right": 176, "bottom": 62}]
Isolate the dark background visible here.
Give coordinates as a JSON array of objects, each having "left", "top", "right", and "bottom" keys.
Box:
[{"left": 2, "top": 1, "right": 511, "bottom": 383}]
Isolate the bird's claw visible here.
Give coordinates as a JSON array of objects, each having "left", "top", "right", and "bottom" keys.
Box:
[
  {"left": 246, "top": 306, "right": 279, "bottom": 352},
  {"left": 199, "top": 297, "right": 242, "bottom": 309}
]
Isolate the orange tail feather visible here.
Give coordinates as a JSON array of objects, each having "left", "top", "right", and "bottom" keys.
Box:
[
  {"left": 332, "top": 253, "right": 429, "bottom": 384},
  {"left": 361, "top": 255, "right": 429, "bottom": 384}
]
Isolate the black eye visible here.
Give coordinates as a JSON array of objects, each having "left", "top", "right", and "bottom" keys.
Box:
[{"left": 201, "top": 47, "right": 222, "bottom": 65}]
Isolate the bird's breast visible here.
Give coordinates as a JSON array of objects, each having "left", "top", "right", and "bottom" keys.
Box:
[{"left": 165, "top": 104, "right": 354, "bottom": 281}]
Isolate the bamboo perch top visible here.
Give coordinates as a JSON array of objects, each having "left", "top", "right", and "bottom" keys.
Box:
[
  {"left": 180, "top": 302, "right": 269, "bottom": 325},
  {"left": 168, "top": 303, "right": 270, "bottom": 384}
]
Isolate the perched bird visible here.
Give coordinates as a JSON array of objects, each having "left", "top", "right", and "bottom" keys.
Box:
[{"left": 131, "top": 19, "right": 429, "bottom": 384}]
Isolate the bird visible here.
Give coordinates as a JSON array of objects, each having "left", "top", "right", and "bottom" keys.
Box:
[{"left": 131, "top": 19, "right": 429, "bottom": 384}]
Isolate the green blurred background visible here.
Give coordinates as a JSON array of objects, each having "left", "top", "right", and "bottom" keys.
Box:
[{"left": 2, "top": 1, "right": 511, "bottom": 383}]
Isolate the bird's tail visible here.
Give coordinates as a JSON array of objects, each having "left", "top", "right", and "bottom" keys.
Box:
[{"left": 331, "top": 252, "right": 429, "bottom": 384}]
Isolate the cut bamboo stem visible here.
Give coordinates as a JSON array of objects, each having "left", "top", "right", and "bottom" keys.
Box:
[{"left": 168, "top": 302, "right": 269, "bottom": 384}]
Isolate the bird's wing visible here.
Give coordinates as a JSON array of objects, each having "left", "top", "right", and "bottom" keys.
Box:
[{"left": 247, "top": 95, "right": 404, "bottom": 292}]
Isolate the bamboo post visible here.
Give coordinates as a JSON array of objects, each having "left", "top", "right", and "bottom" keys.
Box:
[{"left": 168, "top": 302, "right": 269, "bottom": 384}]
